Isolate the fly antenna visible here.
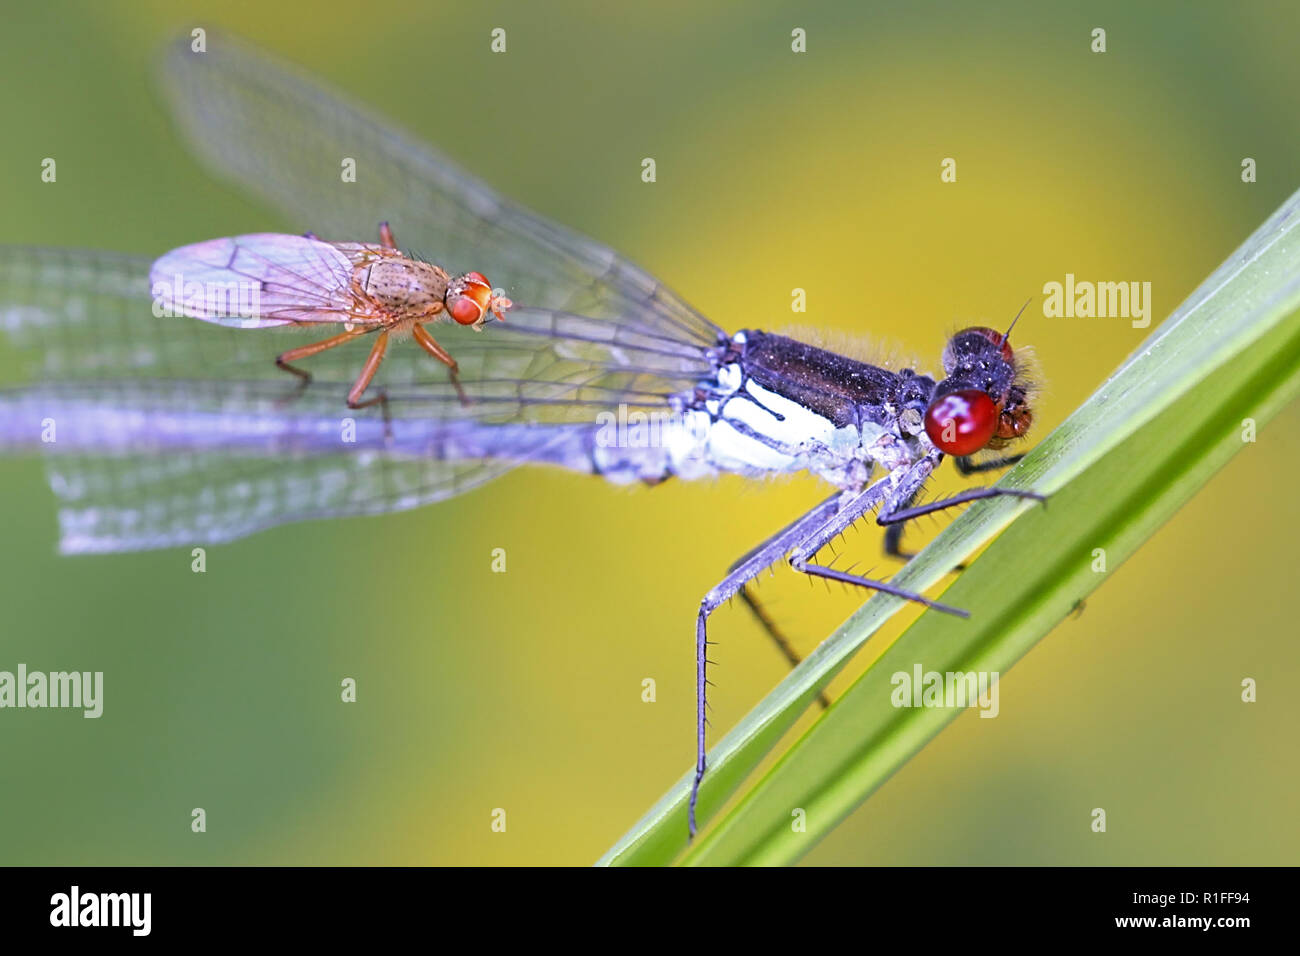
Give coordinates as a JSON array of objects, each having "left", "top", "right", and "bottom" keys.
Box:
[{"left": 1001, "top": 297, "right": 1031, "bottom": 347}]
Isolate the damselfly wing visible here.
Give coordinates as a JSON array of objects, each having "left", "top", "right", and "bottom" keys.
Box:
[{"left": 0, "top": 34, "right": 1043, "bottom": 842}]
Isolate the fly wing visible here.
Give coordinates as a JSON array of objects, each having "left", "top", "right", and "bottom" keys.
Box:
[
  {"left": 159, "top": 33, "right": 724, "bottom": 349},
  {"left": 149, "top": 233, "right": 375, "bottom": 327},
  {"left": 0, "top": 247, "right": 710, "bottom": 553}
]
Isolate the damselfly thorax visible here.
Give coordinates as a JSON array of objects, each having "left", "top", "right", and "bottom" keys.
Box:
[{"left": 589, "top": 325, "right": 1032, "bottom": 497}]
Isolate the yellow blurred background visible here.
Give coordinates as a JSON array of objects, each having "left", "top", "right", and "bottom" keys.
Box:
[{"left": 0, "top": 0, "right": 1296, "bottom": 864}]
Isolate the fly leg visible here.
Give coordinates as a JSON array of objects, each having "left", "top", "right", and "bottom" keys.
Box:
[
  {"left": 344, "top": 329, "right": 390, "bottom": 411},
  {"left": 690, "top": 493, "right": 842, "bottom": 838},
  {"left": 412, "top": 322, "right": 469, "bottom": 405},
  {"left": 274, "top": 327, "right": 368, "bottom": 403},
  {"left": 322, "top": 329, "right": 394, "bottom": 442}
]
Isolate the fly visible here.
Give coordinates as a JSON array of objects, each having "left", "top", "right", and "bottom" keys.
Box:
[
  {"left": 149, "top": 223, "right": 512, "bottom": 409},
  {"left": 0, "top": 34, "right": 1045, "bottom": 845}
]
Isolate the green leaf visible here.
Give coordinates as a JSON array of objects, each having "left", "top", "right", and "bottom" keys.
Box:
[{"left": 600, "top": 188, "right": 1300, "bottom": 866}]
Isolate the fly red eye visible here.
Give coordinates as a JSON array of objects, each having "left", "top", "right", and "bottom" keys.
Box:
[
  {"left": 924, "top": 389, "right": 999, "bottom": 456},
  {"left": 447, "top": 272, "right": 493, "bottom": 325},
  {"left": 448, "top": 295, "right": 483, "bottom": 325}
]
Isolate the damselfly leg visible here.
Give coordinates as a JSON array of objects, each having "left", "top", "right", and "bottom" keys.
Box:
[
  {"left": 730, "top": 503, "right": 840, "bottom": 710},
  {"left": 954, "top": 453, "right": 1025, "bottom": 475},
  {"left": 877, "top": 485, "right": 1044, "bottom": 526},
  {"left": 738, "top": 586, "right": 833, "bottom": 710},
  {"left": 691, "top": 464, "right": 964, "bottom": 837},
  {"left": 743, "top": 452, "right": 1036, "bottom": 695},
  {"left": 691, "top": 459, "right": 1046, "bottom": 836},
  {"left": 882, "top": 453, "right": 1034, "bottom": 561},
  {"left": 693, "top": 494, "right": 841, "bottom": 837},
  {"left": 786, "top": 468, "right": 968, "bottom": 619},
  {"left": 882, "top": 495, "right": 923, "bottom": 562}
]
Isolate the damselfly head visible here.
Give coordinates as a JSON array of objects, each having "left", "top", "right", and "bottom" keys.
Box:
[
  {"left": 924, "top": 322, "right": 1036, "bottom": 456},
  {"left": 446, "top": 271, "right": 512, "bottom": 328}
]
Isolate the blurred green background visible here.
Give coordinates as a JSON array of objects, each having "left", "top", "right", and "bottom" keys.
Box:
[{"left": 1, "top": 0, "right": 1297, "bottom": 865}]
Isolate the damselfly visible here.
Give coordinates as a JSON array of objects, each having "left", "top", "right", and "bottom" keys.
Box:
[{"left": 0, "top": 35, "right": 1044, "bottom": 840}]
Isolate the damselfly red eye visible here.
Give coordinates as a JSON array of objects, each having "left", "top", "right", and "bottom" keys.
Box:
[{"left": 924, "top": 389, "right": 998, "bottom": 456}]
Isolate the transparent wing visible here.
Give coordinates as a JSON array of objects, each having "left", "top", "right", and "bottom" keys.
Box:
[
  {"left": 0, "top": 33, "right": 729, "bottom": 553},
  {"left": 161, "top": 33, "right": 724, "bottom": 348},
  {"left": 0, "top": 248, "right": 713, "bottom": 553},
  {"left": 150, "top": 234, "right": 365, "bottom": 327}
]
